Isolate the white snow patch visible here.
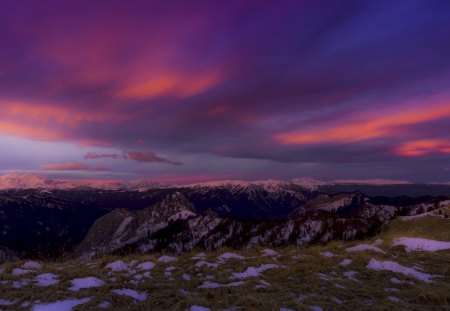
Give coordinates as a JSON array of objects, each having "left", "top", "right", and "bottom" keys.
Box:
[
  {"left": 12, "top": 279, "right": 29, "bottom": 288},
  {"left": 339, "top": 259, "right": 352, "bottom": 266},
  {"left": 12, "top": 268, "right": 32, "bottom": 276},
  {"left": 254, "top": 279, "right": 270, "bottom": 289},
  {"left": 399, "top": 212, "right": 434, "bottom": 221},
  {"left": 0, "top": 299, "right": 16, "bottom": 306},
  {"left": 157, "top": 255, "right": 177, "bottom": 263},
  {"left": 191, "top": 252, "right": 207, "bottom": 260},
  {"left": 31, "top": 297, "right": 91, "bottom": 311},
  {"left": 262, "top": 249, "right": 279, "bottom": 257},
  {"left": 320, "top": 252, "right": 335, "bottom": 258},
  {"left": 390, "top": 277, "right": 401, "bottom": 284},
  {"left": 343, "top": 270, "right": 359, "bottom": 282},
  {"left": 232, "top": 264, "right": 279, "bottom": 279},
  {"left": 98, "top": 301, "right": 111, "bottom": 309},
  {"left": 346, "top": 244, "right": 385, "bottom": 254},
  {"left": 388, "top": 296, "right": 401, "bottom": 303},
  {"left": 198, "top": 281, "right": 245, "bottom": 289},
  {"left": 168, "top": 210, "right": 196, "bottom": 221},
  {"left": 35, "top": 273, "right": 59, "bottom": 287},
  {"left": 189, "top": 306, "right": 211, "bottom": 311},
  {"left": 69, "top": 277, "right": 105, "bottom": 291},
  {"left": 22, "top": 261, "right": 42, "bottom": 269},
  {"left": 111, "top": 289, "right": 147, "bottom": 302},
  {"left": 182, "top": 273, "right": 192, "bottom": 281},
  {"left": 393, "top": 237, "right": 450, "bottom": 252},
  {"left": 137, "top": 261, "right": 155, "bottom": 270},
  {"left": 105, "top": 260, "right": 129, "bottom": 272},
  {"left": 218, "top": 253, "right": 245, "bottom": 261},
  {"left": 367, "top": 259, "right": 435, "bottom": 283},
  {"left": 195, "top": 261, "right": 220, "bottom": 268}
]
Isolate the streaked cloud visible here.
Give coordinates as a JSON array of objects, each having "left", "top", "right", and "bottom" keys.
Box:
[
  {"left": 40, "top": 162, "right": 106, "bottom": 172},
  {"left": 0, "top": 0, "right": 450, "bottom": 182}
]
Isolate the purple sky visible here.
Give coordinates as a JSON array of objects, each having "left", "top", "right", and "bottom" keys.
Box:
[{"left": 1, "top": 0, "right": 450, "bottom": 182}]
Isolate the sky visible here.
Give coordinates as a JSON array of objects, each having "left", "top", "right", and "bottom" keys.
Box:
[{"left": 0, "top": 0, "right": 450, "bottom": 183}]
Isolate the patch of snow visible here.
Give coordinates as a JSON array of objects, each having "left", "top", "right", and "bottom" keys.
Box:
[
  {"left": 157, "top": 255, "right": 177, "bottom": 263},
  {"left": 113, "top": 216, "right": 134, "bottom": 238},
  {"left": 12, "top": 279, "right": 29, "bottom": 288},
  {"left": 22, "top": 261, "right": 42, "bottom": 269},
  {"left": 374, "top": 239, "right": 384, "bottom": 246},
  {"left": 0, "top": 299, "right": 16, "bottom": 306},
  {"left": 254, "top": 279, "right": 270, "bottom": 289},
  {"left": 111, "top": 289, "right": 147, "bottom": 302},
  {"left": 182, "top": 273, "right": 192, "bottom": 281},
  {"left": 262, "top": 249, "right": 279, "bottom": 257},
  {"left": 69, "top": 277, "right": 105, "bottom": 291},
  {"left": 388, "top": 296, "right": 401, "bottom": 303},
  {"left": 331, "top": 179, "right": 411, "bottom": 186},
  {"left": 367, "top": 259, "right": 435, "bottom": 283},
  {"left": 169, "top": 210, "right": 196, "bottom": 221},
  {"left": 390, "top": 277, "right": 401, "bottom": 284},
  {"left": 20, "top": 301, "right": 31, "bottom": 308},
  {"left": 439, "top": 200, "right": 450, "bottom": 207},
  {"left": 191, "top": 252, "right": 207, "bottom": 260},
  {"left": 343, "top": 270, "right": 359, "bottom": 282},
  {"left": 12, "top": 268, "right": 32, "bottom": 276},
  {"left": 98, "top": 301, "right": 111, "bottom": 309},
  {"left": 35, "top": 273, "right": 59, "bottom": 287},
  {"left": 137, "top": 261, "right": 155, "bottom": 270},
  {"left": 195, "top": 261, "right": 220, "bottom": 268},
  {"left": 199, "top": 281, "right": 245, "bottom": 289},
  {"left": 179, "top": 289, "right": 191, "bottom": 296},
  {"left": 218, "top": 253, "right": 245, "bottom": 261},
  {"left": 291, "top": 177, "right": 324, "bottom": 190},
  {"left": 320, "top": 252, "right": 335, "bottom": 258},
  {"left": 399, "top": 212, "right": 434, "bottom": 221},
  {"left": 232, "top": 264, "right": 279, "bottom": 279},
  {"left": 346, "top": 244, "right": 385, "bottom": 254},
  {"left": 31, "top": 297, "right": 91, "bottom": 311},
  {"left": 317, "top": 273, "right": 331, "bottom": 281},
  {"left": 339, "top": 259, "right": 352, "bottom": 266},
  {"left": 393, "top": 237, "right": 450, "bottom": 252},
  {"left": 105, "top": 260, "right": 129, "bottom": 272},
  {"left": 189, "top": 306, "right": 211, "bottom": 311}
]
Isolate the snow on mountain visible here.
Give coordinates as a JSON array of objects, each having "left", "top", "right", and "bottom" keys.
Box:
[
  {"left": 330, "top": 179, "right": 412, "bottom": 185},
  {"left": 291, "top": 178, "right": 325, "bottom": 190},
  {"left": 0, "top": 174, "right": 53, "bottom": 190},
  {"left": 0, "top": 173, "right": 161, "bottom": 191},
  {"left": 0, "top": 173, "right": 420, "bottom": 191}
]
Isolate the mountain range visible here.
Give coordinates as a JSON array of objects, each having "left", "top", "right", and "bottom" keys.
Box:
[{"left": 1, "top": 173, "right": 449, "bottom": 261}]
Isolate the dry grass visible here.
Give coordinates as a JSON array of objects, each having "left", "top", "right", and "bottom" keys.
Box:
[{"left": 1, "top": 216, "right": 450, "bottom": 311}]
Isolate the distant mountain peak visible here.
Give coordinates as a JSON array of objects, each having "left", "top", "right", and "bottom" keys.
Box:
[{"left": 0, "top": 173, "right": 52, "bottom": 190}]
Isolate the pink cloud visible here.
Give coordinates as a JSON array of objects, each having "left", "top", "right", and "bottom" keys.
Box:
[
  {"left": 84, "top": 150, "right": 182, "bottom": 165},
  {"left": 40, "top": 162, "right": 107, "bottom": 171},
  {"left": 84, "top": 152, "right": 120, "bottom": 159},
  {"left": 124, "top": 151, "right": 182, "bottom": 165}
]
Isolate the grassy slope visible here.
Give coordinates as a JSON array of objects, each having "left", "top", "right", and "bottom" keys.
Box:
[{"left": 1, "top": 214, "right": 449, "bottom": 311}]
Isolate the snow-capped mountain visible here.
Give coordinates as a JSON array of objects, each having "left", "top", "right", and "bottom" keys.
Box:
[
  {"left": 0, "top": 173, "right": 161, "bottom": 191},
  {"left": 74, "top": 191, "right": 446, "bottom": 258},
  {"left": 0, "top": 173, "right": 54, "bottom": 190},
  {"left": 0, "top": 173, "right": 421, "bottom": 192}
]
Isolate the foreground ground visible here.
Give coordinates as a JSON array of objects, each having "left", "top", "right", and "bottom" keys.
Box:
[{"left": 1, "top": 214, "right": 450, "bottom": 311}]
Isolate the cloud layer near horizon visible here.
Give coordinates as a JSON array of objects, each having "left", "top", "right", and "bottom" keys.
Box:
[{"left": 0, "top": 0, "right": 450, "bottom": 182}]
